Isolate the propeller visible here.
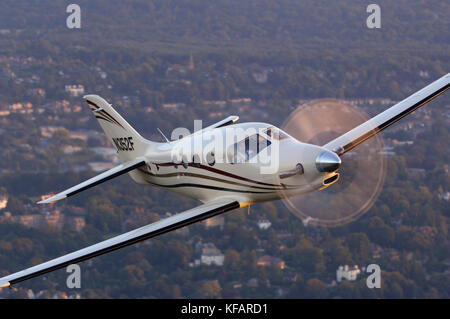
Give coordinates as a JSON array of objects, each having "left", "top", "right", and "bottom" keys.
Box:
[{"left": 277, "top": 98, "right": 387, "bottom": 227}]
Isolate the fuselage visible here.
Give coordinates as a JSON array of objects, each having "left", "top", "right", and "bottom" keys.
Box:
[{"left": 128, "top": 122, "right": 340, "bottom": 204}]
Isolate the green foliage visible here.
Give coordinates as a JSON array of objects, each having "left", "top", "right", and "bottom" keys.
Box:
[
  {"left": 201, "top": 280, "right": 222, "bottom": 298},
  {"left": 86, "top": 197, "right": 121, "bottom": 233},
  {"left": 367, "top": 217, "right": 395, "bottom": 246},
  {"left": 5, "top": 196, "right": 25, "bottom": 215}
]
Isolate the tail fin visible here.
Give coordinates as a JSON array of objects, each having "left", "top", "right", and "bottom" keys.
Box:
[{"left": 84, "top": 95, "right": 154, "bottom": 162}]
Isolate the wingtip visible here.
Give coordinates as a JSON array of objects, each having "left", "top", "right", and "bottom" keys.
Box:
[
  {"left": 0, "top": 281, "right": 10, "bottom": 289},
  {"left": 37, "top": 195, "right": 67, "bottom": 204},
  {"left": 83, "top": 94, "right": 97, "bottom": 100}
]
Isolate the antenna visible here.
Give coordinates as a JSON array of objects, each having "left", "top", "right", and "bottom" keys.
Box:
[{"left": 157, "top": 128, "right": 170, "bottom": 142}]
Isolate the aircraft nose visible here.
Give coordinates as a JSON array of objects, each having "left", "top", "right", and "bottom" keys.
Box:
[{"left": 315, "top": 151, "right": 341, "bottom": 172}]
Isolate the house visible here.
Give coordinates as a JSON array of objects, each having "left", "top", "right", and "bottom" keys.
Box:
[
  {"left": 229, "top": 98, "right": 251, "bottom": 104},
  {"left": 406, "top": 168, "right": 427, "bottom": 178},
  {"left": 379, "top": 146, "right": 396, "bottom": 157},
  {"left": 43, "top": 210, "right": 64, "bottom": 230},
  {"left": 203, "top": 215, "right": 225, "bottom": 229},
  {"left": 257, "top": 219, "right": 271, "bottom": 230},
  {"left": 252, "top": 70, "right": 269, "bottom": 84},
  {"left": 65, "top": 85, "right": 85, "bottom": 97},
  {"left": 26, "top": 289, "right": 35, "bottom": 299},
  {"left": 202, "top": 100, "right": 226, "bottom": 108},
  {"left": 438, "top": 192, "right": 449, "bottom": 201},
  {"left": 68, "top": 130, "right": 95, "bottom": 142},
  {"left": 166, "top": 64, "right": 187, "bottom": 75},
  {"left": 371, "top": 244, "right": 383, "bottom": 259},
  {"left": 275, "top": 231, "right": 294, "bottom": 240},
  {"left": 90, "top": 147, "right": 119, "bottom": 163},
  {"left": 247, "top": 278, "right": 259, "bottom": 288},
  {"left": 88, "top": 162, "right": 115, "bottom": 172},
  {"left": 162, "top": 103, "right": 186, "bottom": 110},
  {"left": 40, "top": 126, "right": 67, "bottom": 138},
  {"left": 230, "top": 281, "right": 242, "bottom": 289},
  {"left": 27, "top": 88, "right": 46, "bottom": 97},
  {"left": 419, "top": 70, "right": 429, "bottom": 78},
  {"left": 0, "top": 212, "right": 12, "bottom": 223},
  {"left": 3, "top": 209, "right": 85, "bottom": 232},
  {"left": 62, "top": 145, "right": 82, "bottom": 154},
  {"left": 336, "top": 265, "right": 361, "bottom": 282},
  {"left": 257, "top": 255, "right": 285, "bottom": 270},
  {"left": 209, "top": 112, "right": 224, "bottom": 118},
  {"left": 0, "top": 194, "right": 8, "bottom": 209},
  {"left": 200, "top": 243, "right": 225, "bottom": 266},
  {"left": 392, "top": 140, "right": 414, "bottom": 147},
  {"left": 174, "top": 226, "right": 190, "bottom": 236},
  {"left": 68, "top": 217, "right": 86, "bottom": 232},
  {"left": 16, "top": 214, "right": 42, "bottom": 228},
  {"left": 282, "top": 268, "right": 298, "bottom": 283}
]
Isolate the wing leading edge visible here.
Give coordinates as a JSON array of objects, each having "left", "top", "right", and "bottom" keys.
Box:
[
  {"left": 0, "top": 199, "right": 240, "bottom": 288},
  {"left": 324, "top": 73, "right": 450, "bottom": 155}
]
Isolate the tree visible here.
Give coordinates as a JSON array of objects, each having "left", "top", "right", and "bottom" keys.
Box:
[
  {"left": 172, "top": 284, "right": 182, "bottom": 299},
  {"left": 367, "top": 217, "right": 395, "bottom": 246},
  {"left": 306, "top": 278, "right": 327, "bottom": 299},
  {"left": 336, "top": 280, "right": 360, "bottom": 299},
  {"left": 201, "top": 280, "right": 222, "bottom": 299},
  {"left": 224, "top": 249, "right": 240, "bottom": 271},
  {"left": 347, "top": 233, "right": 371, "bottom": 263},
  {"left": 121, "top": 265, "right": 146, "bottom": 287},
  {"left": 86, "top": 197, "right": 121, "bottom": 232},
  {"left": 396, "top": 226, "right": 431, "bottom": 251},
  {"left": 327, "top": 242, "right": 353, "bottom": 268},
  {"left": 288, "top": 239, "right": 325, "bottom": 274},
  {"left": 5, "top": 196, "right": 25, "bottom": 215},
  {"left": 287, "top": 273, "right": 305, "bottom": 298},
  {"left": 12, "top": 237, "right": 34, "bottom": 254}
]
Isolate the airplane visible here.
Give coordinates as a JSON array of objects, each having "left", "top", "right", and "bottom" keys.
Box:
[{"left": 0, "top": 73, "right": 448, "bottom": 288}]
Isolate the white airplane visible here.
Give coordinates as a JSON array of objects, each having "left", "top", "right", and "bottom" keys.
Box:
[{"left": 0, "top": 73, "right": 448, "bottom": 288}]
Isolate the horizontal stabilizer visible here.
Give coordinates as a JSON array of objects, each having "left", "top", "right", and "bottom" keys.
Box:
[{"left": 37, "top": 158, "right": 146, "bottom": 204}]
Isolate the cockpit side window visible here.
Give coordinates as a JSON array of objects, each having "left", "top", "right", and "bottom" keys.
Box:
[
  {"left": 232, "top": 133, "right": 271, "bottom": 162},
  {"left": 264, "top": 127, "right": 288, "bottom": 141}
]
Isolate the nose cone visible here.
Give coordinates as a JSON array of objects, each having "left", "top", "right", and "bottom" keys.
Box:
[{"left": 316, "top": 151, "right": 341, "bottom": 172}]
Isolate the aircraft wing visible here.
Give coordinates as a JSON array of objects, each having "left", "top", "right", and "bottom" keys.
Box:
[
  {"left": 37, "top": 157, "right": 147, "bottom": 204},
  {"left": 0, "top": 199, "right": 240, "bottom": 288},
  {"left": 323, "top": 73, "right": 450, "bottom": 155}
]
